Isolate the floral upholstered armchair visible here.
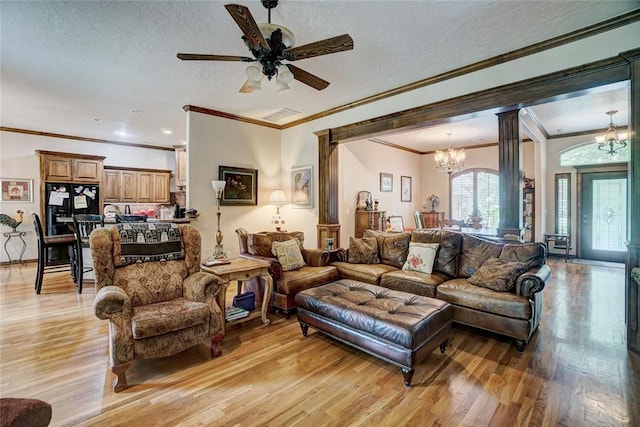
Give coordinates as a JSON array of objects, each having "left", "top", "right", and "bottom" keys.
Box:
[{"left": 90, "top": 223, "right": 224, "bottom": 392}]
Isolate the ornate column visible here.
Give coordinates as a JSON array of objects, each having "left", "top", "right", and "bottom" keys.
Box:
[
  {"left": 496, "top": 109, "right": 523, "bottom": 238},
  {"left": 316, "top": 129, "right": 341, "bottom": 248},
  {"left": 624, "top": 50, "right": 640, "bottom": 354}
]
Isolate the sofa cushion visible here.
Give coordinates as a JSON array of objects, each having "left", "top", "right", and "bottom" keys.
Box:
[
  {"left": 363, "top": 230, "right": 411, "bottom": 268},
  {"left": 458, "top": 234, "right": 503, "bottom": 278},
  {"left": 380, "top": 269, "right": 447, "bottom": 298},
  {"left": 468, "top": 257, "right": 529, "bottom": 291},
  {"left": 499, "top": 242, "right": 546, "bottom": 269},
  {"left": 132, "top": 298, "right": 209, "bottom": 339},
  {"left": 276, "top": 265, "right": 339, "bottom": 295},
  {"left": 247, "top": 231, "right": 304, "bottom": 258},
  {"left": 402, "top": 242, "right": 439, "bottom": 274},
  {"left": 332, "top": 261, "right": 398, "bottom": 285},
  {"left": 272, "top": 239, "right": 306, "bottom": 271},
  {"left": 411, "top": 230, "right": 462, "bottom": 277},
  {"left": 347, "top": 236, "right": 380, "bottom": 264},
  {"left": 436, "top": 278, "right": 532, "bottom": 320}
]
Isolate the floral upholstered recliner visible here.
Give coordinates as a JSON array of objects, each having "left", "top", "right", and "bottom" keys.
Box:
[{"left": 90, "top": 223, "right": 224, "bottom": 392}]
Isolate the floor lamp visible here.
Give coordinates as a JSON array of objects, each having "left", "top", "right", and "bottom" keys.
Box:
[{"left": 211, "top": 180, "right": 226, "bottom": 258}]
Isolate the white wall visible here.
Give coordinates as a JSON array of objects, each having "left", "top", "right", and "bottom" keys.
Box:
[
  {"left": 186, "top": 113, "right": 281, "bottom": 257},
  {"left": 0, "top": 130, "right": 174, "bottom": 263},
  {"left": 339, "top": 140, "right": 422, "bottom": 242}
]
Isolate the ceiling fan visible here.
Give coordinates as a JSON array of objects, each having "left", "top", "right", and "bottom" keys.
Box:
[{"left": 177, "top": 0, "right": 354, "bottom": 92}]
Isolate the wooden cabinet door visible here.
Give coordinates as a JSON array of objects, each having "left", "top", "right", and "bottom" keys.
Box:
[
  {"left": 73, "top": 159, "right": 101, "bottom": 182},
  {"left": 174, "top": 146, "right": 187, "bottom": 187},
  {"left": 103, "top": 170, "right": 122, "bottom": 202},
  {"left": 152, "top": 172, "right": 170, "bottom": 203},
  {"left": 45, "top": 157, "right": 73, "bottom": 181},
  {"left": 137, "top": 172, "right": 153, "bottom": 202},
  {"left": 121, "top": 171, "right": 137, "bottom": 202}
]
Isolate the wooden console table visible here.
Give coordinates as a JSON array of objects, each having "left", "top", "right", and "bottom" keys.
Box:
[
  {"left": 543, "top": 233, "right": 571, "bottom": 262},
  {"left": 201, "top": 257, "right": 273, "bottom": 337}
]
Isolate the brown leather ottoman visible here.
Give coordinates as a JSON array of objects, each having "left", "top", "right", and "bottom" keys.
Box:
[{"left": 295, "top": 279, "right": 453, "bottom": 386}]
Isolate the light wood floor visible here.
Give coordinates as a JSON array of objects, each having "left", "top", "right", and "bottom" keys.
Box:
[{"left": 1, "top": 259, "right": 638, "bottom": 426}]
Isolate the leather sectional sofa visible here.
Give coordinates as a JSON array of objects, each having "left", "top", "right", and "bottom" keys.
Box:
[{"left": 332, "top": 229, "right": 551, "bottom": 351}]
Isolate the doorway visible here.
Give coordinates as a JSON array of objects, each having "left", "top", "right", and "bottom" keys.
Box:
[{"left": 579, "top": 170, "right": 627, "bottom": 262}]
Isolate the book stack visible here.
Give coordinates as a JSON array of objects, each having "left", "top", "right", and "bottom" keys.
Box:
[{"left": 225, "top": 305, "right": 249, "bottom": 322}]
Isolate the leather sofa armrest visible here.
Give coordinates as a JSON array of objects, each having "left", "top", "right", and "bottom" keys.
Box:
[
  {"left": 515, "top": 264, "right": 551, "bottom": 298},
  {"left": 93, "top": 285, "right": 131, "bottom": 320},
  {"left": 302, "top": 248, "right": 329, "bottom": 266},
  {"left": 239, "top": 253, "right": 282, "bottom": 280},
  {"left": 335, "top": 248, "right": 348, "bottom": 262},
  {"left": 183, "top": 271, "right": 223, "bottom": 303}
]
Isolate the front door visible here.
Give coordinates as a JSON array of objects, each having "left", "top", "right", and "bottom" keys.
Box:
[{"left": 580, "top": 171, "right": 627, "bottom": 262}]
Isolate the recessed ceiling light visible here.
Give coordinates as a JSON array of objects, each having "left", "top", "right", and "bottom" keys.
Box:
[
  {"left": 131, "top": 109, "right": 144, "bottom": 114},
  {"left": 161, "top": 128, "right": 172, "bottom": 135},
  {"left": 92, "top": 118, "right": 103, "bottom": 123}
]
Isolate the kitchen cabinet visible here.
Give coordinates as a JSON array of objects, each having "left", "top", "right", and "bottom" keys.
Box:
[
  {"left": 103, "top": 167, "right": 171, "bottom": 203},
  {"left": 174, "top": 145, "right": 187, "bottom": 188},
  {"left": 37, "top": 150, "right": 105, "bottom": 183},
  {"left": 355, "top": 210, "right": 386, "bottom": 238}
]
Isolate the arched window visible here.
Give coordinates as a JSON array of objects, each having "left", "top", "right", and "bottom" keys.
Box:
[
  {"left": 450, "top": 168, "right": 499, "bottom": 229},
  {"left": 559, "top": 141, "right": 629, "bottom": 166}
]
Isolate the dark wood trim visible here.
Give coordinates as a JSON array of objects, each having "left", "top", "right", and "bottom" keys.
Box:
[
  {"left": 496, "top": 110, "right": 523, "bottom": 237},
  {"left": 183, "top": 105, "right": 282, "bottom": 130},
  {"left": 423, "top": 142, "right": 499, "bottom": 155},
  {"left": 1, "top": 127, "right": 174, "bottom": 152},
  {"left": 280, "top": 10, "right": 640, "bottom": 130},
  {"left": 367, "top": 138, "right": 424, "bottom": 155}
]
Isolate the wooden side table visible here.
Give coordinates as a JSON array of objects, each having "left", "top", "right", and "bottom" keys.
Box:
[
  {"left": 543, "top": 233, "right": 571, "bottom": 262},
  {"left": 201, "top": 257, "right": 273, "bottom": 337}
]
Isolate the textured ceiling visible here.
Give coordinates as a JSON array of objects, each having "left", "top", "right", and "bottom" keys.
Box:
[{"left": 0, "top": 1, "right": 637, "bottom": 150}]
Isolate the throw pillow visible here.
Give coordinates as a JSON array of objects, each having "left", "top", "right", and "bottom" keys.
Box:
[
  {"left": 347, "top": 237, "right": 380, "bottom": 264},
  {"left": 272, "top": 239, "right": 306, "bottom": 271},
  {"left": 467, "top": 257, "right": 529, "bottom": 292},
  {"left": 402, "top": 242, "right": 439, "bottom": 274}
]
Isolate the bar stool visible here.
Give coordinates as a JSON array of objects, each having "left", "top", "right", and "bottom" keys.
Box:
[
  {"left": 31, "top": 213, "right": 78, "bottom": 294},
  {"left": 72, "top": 214, "right": 104, "bottom": 293}
]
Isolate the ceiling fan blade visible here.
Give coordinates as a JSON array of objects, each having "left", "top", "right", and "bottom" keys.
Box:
[
  {"left": 177, "top": 53, "right": 254, "bottom": 62},
  {"left": 284, "top": 34, "right": 353, "bottom": 61},
  {"left": 287, "top": 65, "right": 330, "bottom": 90},
  {"left": 224, "top": 4, "right": 270, "bottom": 51}
]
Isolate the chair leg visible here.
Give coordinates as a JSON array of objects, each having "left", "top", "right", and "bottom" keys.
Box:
[
  {"left": 35, "top": 252, "right": 44, "bottom": 295},
  {"left": 111, "top": 362, "right": 133, "bottom": 393},
  {"left": 211, "top": 332, "right": 223, "bottom": 357},
  {"left": 76, "top": 244, "right": 83, "bottom": 294}
]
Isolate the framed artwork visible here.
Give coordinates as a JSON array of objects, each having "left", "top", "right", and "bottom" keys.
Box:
[
  {"left": 380, "top": 173, "right": 393, "bottom": 192},
  {"left": 1, "top": 178, "right": 33, "bottom": 202},
  {"left": 291, "top": 165, "right": 313, "bottom": 208},
  {"left": 219, "top": 166, "right": 258, "bottom": 206},
  {"left": 388, "top": 215, "right": 405, "bottom": 232},
  {"left": 401, "top": 176, "right": 412, "bottom": 202}
]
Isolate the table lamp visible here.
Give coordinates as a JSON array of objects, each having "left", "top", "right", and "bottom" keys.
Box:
[{"left": 269, "top": 189, "right": 287, "bottom": 231}]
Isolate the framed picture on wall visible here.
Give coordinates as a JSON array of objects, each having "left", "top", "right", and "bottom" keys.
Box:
[
  {"left": 218, "top": 166, "right": 258, "bottom": 206},
  {"left": 1, "top": 178, "right": 33, "bottom": 202},
  {"left": 291, "top": 165, "right": 313, "bottom": 208},
  {"left": 380, "top": 173, "right": 393, "bottom": 192},
  {"left": 401, "top": 176, "right": 412, "bottom": 202}
]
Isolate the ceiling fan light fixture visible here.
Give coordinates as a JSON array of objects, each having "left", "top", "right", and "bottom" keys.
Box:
[
  {"left": 275, "top": 81, "right": 290, "bottom": 92},
  {"left": 276, "top": 65, "right": 293, "bottom": 84},
  {"left": 247, "top": 78, "right": 263, "bottom": 91},
  {"left": 246, "top": 65, "right": 263, "bottom": 81}
]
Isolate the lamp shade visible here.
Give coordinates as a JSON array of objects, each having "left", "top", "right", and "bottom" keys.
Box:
[
  {"left": 269, "top": 189, "right": 287, "bottom": 205},
  {"left": 212, "top": 180, "right": 226, "bottom": 193}
]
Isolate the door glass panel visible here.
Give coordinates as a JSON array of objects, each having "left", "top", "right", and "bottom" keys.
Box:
[{"left": 591, "top": 178, "right": 626, "bottom": 252}]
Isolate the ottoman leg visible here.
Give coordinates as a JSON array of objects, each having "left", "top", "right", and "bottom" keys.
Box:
[
  {"left": 299, "top": 323, "right": 309, "bottom": 337},
  {"left": 439, "top": 339, "right": 448, "bottom": 354},
  {"left": 401, "top": 368, "right": 414, "bottom": 387}
]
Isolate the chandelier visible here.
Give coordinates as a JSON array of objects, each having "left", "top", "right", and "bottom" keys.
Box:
[
  {"left": 597, "top": 110, "right": 627, "bottom": 155},
  {"left": 434, "top": 133, "right": 465, "bottom": 174}
]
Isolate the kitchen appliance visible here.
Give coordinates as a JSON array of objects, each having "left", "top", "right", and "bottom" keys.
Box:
[{"left": 45, "top": 182, "right": 100, "bottom": 262}]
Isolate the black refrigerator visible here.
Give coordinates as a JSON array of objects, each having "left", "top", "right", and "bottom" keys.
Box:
[{"left": 45, "top": 182, "right": 100, "bottom": 262}]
